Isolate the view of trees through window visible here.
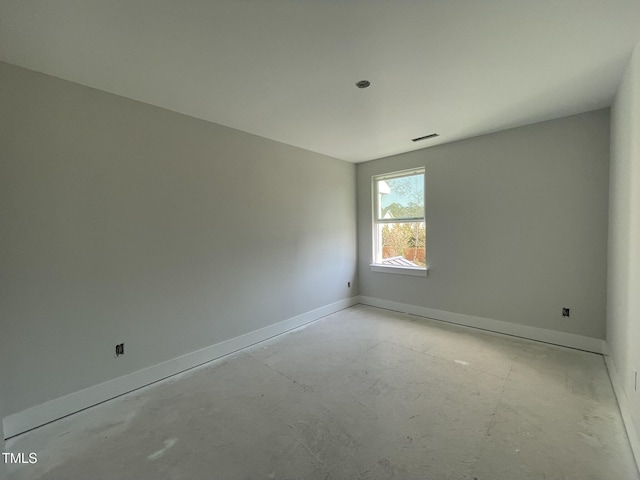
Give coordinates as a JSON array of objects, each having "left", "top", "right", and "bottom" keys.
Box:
[
  {"left": 374, "top": 170, "right": 426, "bottom": 267},
  {"left": 380, "top": 222, "right": 426, "bottom": 266}
]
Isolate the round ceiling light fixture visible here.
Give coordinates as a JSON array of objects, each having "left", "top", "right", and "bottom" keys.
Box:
[{"left": 355, "top": 80, "right": 371, "bottom": 89}]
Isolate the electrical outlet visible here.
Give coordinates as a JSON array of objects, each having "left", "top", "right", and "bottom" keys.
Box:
[
  {"left": 115, "top": 343, "right": 124, "bottom": 357},
  {"left": 562, "top": 308, "right": 570, "bottom": 317}
]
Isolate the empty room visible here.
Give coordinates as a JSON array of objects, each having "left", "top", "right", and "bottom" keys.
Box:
[{"left": 1, "top": 1, "right": 640, "bottom": 479}]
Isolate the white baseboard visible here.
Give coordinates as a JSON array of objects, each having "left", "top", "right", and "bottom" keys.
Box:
[
  {"left": 603, "top": 344, "right": 640, "bottom": 471},
  {"left": 355, "top": 297, "right": 636, "bottom": 470},
  {"left": 3, "top": 297, "right": 358, "bottom": 439},
  {"left": 357, "top": 296, "right": 604, "bottom": 353}
]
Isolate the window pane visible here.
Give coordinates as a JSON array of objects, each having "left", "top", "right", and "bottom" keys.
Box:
[
  {"left": 376, "top": 222, "right": 426, "bottom": 267},
  {"left": 377, "top": 173, "right": 424, "bottom": 221}
]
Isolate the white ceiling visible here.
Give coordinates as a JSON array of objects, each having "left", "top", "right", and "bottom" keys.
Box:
[{"left": 1, "top": 1, "right": 639, "bottom": 162}]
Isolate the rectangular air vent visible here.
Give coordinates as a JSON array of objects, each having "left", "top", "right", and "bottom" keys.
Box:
[{"left": 412, "top": 133, "right": 439, "bottom": 142}]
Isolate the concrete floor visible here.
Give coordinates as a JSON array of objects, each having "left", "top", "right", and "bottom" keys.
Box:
[{"left": 5, "top": 305, "right": 639, "bottom": 479}]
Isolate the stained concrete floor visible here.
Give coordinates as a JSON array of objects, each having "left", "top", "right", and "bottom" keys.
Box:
[{"left": 5, "top": 305, "right": 639, "bottom": 480}]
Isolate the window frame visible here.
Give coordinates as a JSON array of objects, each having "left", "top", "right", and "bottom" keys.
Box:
[{"left": 371, "top": 167, "right": 427, "bottom": 276}]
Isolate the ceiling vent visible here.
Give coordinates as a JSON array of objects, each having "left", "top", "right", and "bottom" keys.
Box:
[{"left": 411, "top": 133, "right": 439, "bottom": 142}]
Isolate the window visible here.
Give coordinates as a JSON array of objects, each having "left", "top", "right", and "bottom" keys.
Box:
[{"left": 372, "top": 168, "right": 426, "bottom": 275}]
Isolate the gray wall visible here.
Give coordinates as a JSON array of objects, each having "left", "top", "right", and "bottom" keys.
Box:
[
  {"left": 0, "top": 61, "right": 357, "bottom": 417},
  {"left": 0, "top": 408, "right": 4, "bottom": 480},
  {"left": 357, "top": 110, "right": 610, "bottom": 339},
  {"left": 607, "top": 39, "right": 640, "bottom": 444}
]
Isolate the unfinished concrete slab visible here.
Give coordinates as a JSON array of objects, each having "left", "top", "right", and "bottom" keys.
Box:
[{"left": 5, "top": 305, "right": 638, "bottom": 479}]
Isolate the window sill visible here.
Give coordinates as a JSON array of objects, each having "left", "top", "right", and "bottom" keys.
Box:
[{"left": 370, "top": 264, "right": 428, "bottom": 277}]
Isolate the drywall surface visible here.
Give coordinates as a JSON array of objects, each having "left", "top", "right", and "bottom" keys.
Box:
[
  {"left": 607, "top": 39, "right": 640, "bottom": 456},
  {"left": 0, "top": 417, "right": 5, "bottom": 480},
  {"left": 0, "top": 61, "right": 357, "bottom": 418},
  {"left": 357, "top": 110, "right": 610, "bottom": 340}
]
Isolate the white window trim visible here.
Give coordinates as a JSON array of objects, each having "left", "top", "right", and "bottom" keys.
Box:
[
  {"left": 371, "top": 167, "right": 427, "bottom": 275},
  {"left": 370, "top": 264, "right": 428, "bottom": 276}
]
